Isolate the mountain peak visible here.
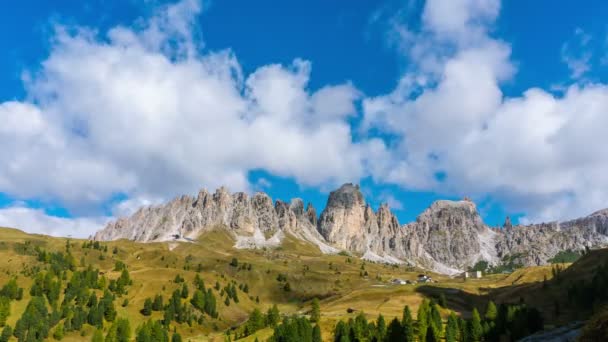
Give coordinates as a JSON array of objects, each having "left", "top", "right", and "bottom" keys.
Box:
[{"left": 325, "top": 183, "right": 364, "bottom": 209}]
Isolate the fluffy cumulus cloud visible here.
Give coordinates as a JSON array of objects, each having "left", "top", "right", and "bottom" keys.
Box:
[
  {"left": 3, "top": 0, "right": 608, "bottom": 236},
  {"left": 0, "top": 0, "right": 385, "bottom": 232},
  {"left": 364, "top": 0, "right": 608, "bottom": 222}
]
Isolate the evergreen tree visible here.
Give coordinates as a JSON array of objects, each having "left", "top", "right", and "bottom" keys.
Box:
[
  {"left": 312, "top": 324, "right": 322, "bottom": 342},
  {"left": 101, "top": 292, "right": 117, "bottom": 322},
  {"left": 467, "top": 308, "right": 483, "bottom": 342},
  {"left": 0, "top": 278, "right": 22, "bottom": 300},
  {"left": 0, "top": 325, "right": 12, "bottom": 342},
  {"left": 91, "top": 329, "right": 104, "bottom": 342},
  {"left": 385, "top": 317, "right": 404, "bottom": 342},
  {"left": 141, "top": 298, "right": 152, "bottom": 316},
  {"left": 430, "top": 303, "right": 443, "bottom": 339},
  {"left": 14, "top": 296, "right": 50, "bottom": 341},
  {"left": 458, "top": 317, "right": 468, "bottom": 342},
  {"left": 266, "top": 304, "right": 280, "bottom": 327},
  {"left": 310, "top": 298, "right": 321, "bottom": 323},
  {"left": 445, "top": 312, "right": 459, "bottom": 342},
  {"left": 417, "top": 299, "right": 430, "bottom": 342},
  {"left": 426, "top": 325, "right": 440, "bottom": 342},
  {"left": 402, "top": 305, "right": 415, "bottom": 341},
  {"left": 171, "top": 332, "right": 182, "bottom": 342},
  {"left": 0, "top": 296, "right": 9, "bottom": 327},
  {"left": 106, "top": 317, "right": 131, "bottom": 342},
  {"left": 204, "top": 289, "right": 217, "bottom": 318},
  {"left": 376, "top": 314, "right": 386, "bottom": 341},
  {"left": 246, "top": 308, "right": 265, "bottom": 336},
  {"left": 153, "top": 295, "right": 164, "bottom": 311},
  {"left": 333, "top": 321, "right": 348, "bottom": 342},
  {"left": 190, "top": 290, "right": 205, "bottom": 312},
  {"left": 485, "top": 301, "right": 497, "bottom": 321},
  {"left": 181, "top": 284, "right": 189, "bottom": 299},
  {"left": 53, "top": 323, "right": 64, "bottom": 340}
]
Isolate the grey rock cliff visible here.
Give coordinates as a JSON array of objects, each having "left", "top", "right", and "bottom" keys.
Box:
[{"left": 95, "top": 183, "right": 608, "bottom": 274}]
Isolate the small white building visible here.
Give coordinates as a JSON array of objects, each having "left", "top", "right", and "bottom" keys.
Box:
[
  {"left": 417, "top": 274, "right": 432, "bottom": 283},
  {"left": 462, "top": 271, "right": 482, "bottom": 279}
]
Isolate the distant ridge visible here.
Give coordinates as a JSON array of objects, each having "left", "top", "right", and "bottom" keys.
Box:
[{"left": 94, "top": 183, "right": 608, "bottom": 274}]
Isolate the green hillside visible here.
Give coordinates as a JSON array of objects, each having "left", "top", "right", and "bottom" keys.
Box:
[{"left": 0, "top": 227, "right": 605, "bottom": 341}]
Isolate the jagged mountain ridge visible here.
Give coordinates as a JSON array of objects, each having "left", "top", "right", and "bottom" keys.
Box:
[{"left": 94, "top": 183, "right": 608, "bottom": 274}]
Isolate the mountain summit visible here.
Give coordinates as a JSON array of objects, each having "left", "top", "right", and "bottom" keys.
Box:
[{"left": 94, "top": 183, "right": 608, "bottom": 274}]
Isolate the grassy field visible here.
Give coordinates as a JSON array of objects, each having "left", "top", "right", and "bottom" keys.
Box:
[{"left": 0, "top": 226, "right": 582, "bottom": 341}]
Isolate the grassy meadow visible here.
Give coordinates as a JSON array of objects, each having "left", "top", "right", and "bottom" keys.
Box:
[{"left": 0, "top": 227, "right": 578, "bottom": 341}]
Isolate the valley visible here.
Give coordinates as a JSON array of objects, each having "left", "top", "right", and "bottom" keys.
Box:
[{"left": 1, "top": 226, "right": 606, "bottom": 341}]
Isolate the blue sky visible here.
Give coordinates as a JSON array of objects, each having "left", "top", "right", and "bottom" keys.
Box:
[{"left": 1, "top": 0, "right": 608, "bottom": 237}]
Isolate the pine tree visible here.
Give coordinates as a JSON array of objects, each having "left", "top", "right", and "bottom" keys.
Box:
[
  {"left": 153, "top": 294, "right": 164, "bottom": 311},
  {"left": 91, "top": 329, "right": 104, "bottom": 342},
  {"left": 0, "top": 325, "right": 12, "bottom": 342},
  {"left": 109, "top": 317, "right": 131, "bottom": 342},
  {"left": 376, "top": 314, "right": 387, "bottom": 341},
  {"left": 171, "top": 332, "right": 182, "bottom": 342},
  {"left": 181, "top": 284, "right": 189, "bottom": 299},
  {"left": 53, "top": 322, "right": 64, "bottom": 340},
  {"left": 142, "top": 298, "right": 152, "bottom": 316},
  {"left": 246, "top": 308, "right": 265, "bottom": 335},
  {"left": 445, "top": 312, "right": 459, "bottom": 342},
  {"left": 458, "top": 317, "right": 468, "bottom": 342},
  {"left": 312, "top": 324, "right": 322, "bottom": 342},
  {"left": 418, "top": 299, "right": 430, "bottom": 342},
  {"left": 426, "top": 325, "right": 440, "bottom": 342},
  {"left": 430, "top": 303, "right": 443, "bottom": 339},
  {"left": 467, "top": 308, "right": 483, "bottom": 342},
  {"left": 266, "top": 304, "right": 280, "bottom": 327},
  {"left": 485, "top": 301, "right": 497, "bottom": 321},
  {"left": 402, "top": 305, "right": 415, "bottom": 341},
  {"left": 310, "top": 298, "right": 321, "bottom": 323},
  {"left": 0, "top": 296, "right": 9, "bottom": 327},
  {"left": 386, "top": 317, "right": 404, "bottom": 342}
]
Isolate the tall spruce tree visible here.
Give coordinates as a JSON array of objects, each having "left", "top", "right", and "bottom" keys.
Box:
[
  {"left": 417, "top": 299, "right": 430, "bottom": 342},
  {"left": 445, "top": 312, "right": 459, "bottom": 342},
  {"left": 310, "top": 298, "right": 321, "bottom": 323},
  {"left": 402, "top": 305, "right": 415, "bottom": 341},
  {"left": 485, "top": 301, "right": 497, "bottom": 321},
  {"left": 386, "top": 317, "right": 404, "bottom": 342},
  {"left": 376, "top": 314, "right": 387, "bottom": 341},
  {"left": 430, "top": 303, "right": 443, "bottom": 338},
  {"left": 467, "top": 308, "right": 483, "bottom": 342},
  {"left": 312, "top": 324, "right": 322, "bottom": 342}
]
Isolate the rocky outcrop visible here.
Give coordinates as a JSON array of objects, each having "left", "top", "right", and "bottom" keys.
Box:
[
  {"left": 94, "top": 187, "right": 335, "bottom": 253},
  {"left": 95, "top": 183, "right": 608, "bottom": 275},
  {"left": 496, "top": 212, "right": 608, "bottom": 266}
]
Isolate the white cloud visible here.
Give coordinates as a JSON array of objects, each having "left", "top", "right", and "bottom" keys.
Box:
[
  {"left": 378, "top": 193, "right": 404, "bottom": 210},
  {"left": 363, "top": 0, "right": 608, "bottom": 223},
  {"left": 0, "top": 0, "right": 385, "bottom": 224},
  {"left": 561, "top": 28, "right": 592, "bottom": 79},
  {"left": 0, "top": 205, "right": 109, "bottom": 238}
]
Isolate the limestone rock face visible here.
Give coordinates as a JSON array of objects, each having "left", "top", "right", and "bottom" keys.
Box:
[
  {"left": 95, "top": 183, "right": 608, "bottom": 274},
  {"left": 496, "top": 212, "right": 608, "bottom": 266},
  {"left": 94, "top": 187, "right": 335, "bottom": 252}
]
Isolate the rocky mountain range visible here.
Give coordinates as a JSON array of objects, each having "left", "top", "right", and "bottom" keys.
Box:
[{"left": 94, "top": 183, "right": 608, "bottom": 274}]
